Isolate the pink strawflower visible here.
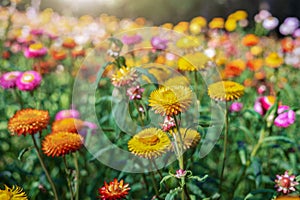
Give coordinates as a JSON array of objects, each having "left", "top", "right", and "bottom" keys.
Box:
[
  {"left": 229, "top": 102, "right": 243, "bottom": 112},
  {"left": 121, "top": 34, "right": 142, "bottom": 45},
  {"left": 16, "top": 71, "right": 42, "bottom": 91},
  {"left": 161, "top": 116, "right": 176, "bottom": 132},
  {"left": 24, "top": 43, "right": 47, "bottom": 58},
  {"left": 274, "top": 105, "right": 296, "bottom": 128},
  {"left": 0, "top": 71, "right": 22, "bottom": 89},
  {"left": 151, "top": 36, "right": 168, "bottom": 50},
  {"left": 55, "top": 109, "right": 80, "bottom": 120},
  {"left": 30, "top": 29, "right": 44, "bottom": 36},
  {"left": 126, "top": 85, "right": 145, "bottom": 100},
  {"left": 275, "top": 171, "right": 299, "bottom": 194},
  {"left": 175, "top": 169, "right": 187, "bottom": 179},
  {"left": 254, "top": 96, "right": 276, "bottom": 116}
]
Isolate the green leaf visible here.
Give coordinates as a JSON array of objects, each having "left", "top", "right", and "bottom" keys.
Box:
[
  {"left": 244, "top": 189, "right": 275, "bottom": 200},
  {"left": 93, "top": 62, "right": 113, "bottom": 90},
  {"left": 188, "top": 174, "right": 208, "bottom": 182},
  {"left": 108, "top": 37, "right": 123, "bottom": 49},
  {"left": 18, "top": 146, "right": 34, "bottom": 161},
  {"left": 165, "top": 187, "right": 181, "bottom": 200},
  {"left": 159, "top": 174, "right": 174, "bottom": 191},
  {"left": 262, "top": 136, "right": 294, "bottom": 144}
]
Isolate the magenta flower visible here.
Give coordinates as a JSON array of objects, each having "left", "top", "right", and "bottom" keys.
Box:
[
  {"left": 229, "top": 102, "right": 243, "bottom": 112},
  {"left": 126, "top": 85, "right": 144, "bottom": 100},
  {"left": 275, "top": 171, "right": 299, "bottom": 194},
  {"left": 175, "top": 169, "right": 187, "bottom": 179},
  {"left": 55, "top": 109, "right": 81, "bottom": 120},
  {"left": 24, "top": 43, "right": 47, "bottom": 58},
  {"left": 0, "top": 71, "right": 22, "bottom": 89},
  {"left": 161, "top": 116, "right": 176, "bottom": 132},
  {"left": 274, "top": 105, "right": 296, "bottom": 128},
  {"left": 30, "top": 29, "right": 44, "bottom": 36},
  {"left": 254, "top": 96, "right": 276, "bottom": 116},
  {"left": 151, "top": 36, "right": 168, "bottom": 50},
  {"left": 293, "top": 28, "right": 300, "bottom": 38},
  {"left": 16, "top": 71, "right": 42, "bottom": 91},
  {"left": 121, "top": 34, "right": 142, "bottom": 45}
]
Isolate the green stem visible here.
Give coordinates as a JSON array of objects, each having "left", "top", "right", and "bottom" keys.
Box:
[
  {"left": 250, "top": 128, "right": 267, "bottom": 158},
  {"left": 219, "top": 102, "right": 229, "bottom": 196},
  {"left": 150, "top": 171, "right": 160, "bottom": 198},
  {"left": 31, "top": 135, "right": 58, "bottom": 200},
  {"left": 73, "top": 152, "right": 79, "bottom": 200},
  {"left": 63, "top": 156, "right": 74, "bottom": 200}
]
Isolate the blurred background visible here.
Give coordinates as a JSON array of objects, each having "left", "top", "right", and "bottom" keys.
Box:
[{"left": 1, "top": 0, "right": 300, "bottom": 24}]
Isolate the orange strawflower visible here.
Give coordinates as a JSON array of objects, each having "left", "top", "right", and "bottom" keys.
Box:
[
  {"left": 223, "top": 59, "right": 246, "bottom": 78},
  {"left": 98, "top": 179, "right": 130, "bottom": 200},
  {"left": 247, "top": 58, "right": 263, "bottom": 71},
  {"left": 62, "top": 38, "right": 77, "bottom": 49},
  {"left": 8, "top": 109, "right": 49, "bottom": 136},
  {"left": 52, "top": 118, "right": 84, "bottom": 133},
  {"left": 42, "top": 132, "right": 83, "bottom": 157},
  {"left": 281, "top": 37, "right": 294, "bottom": 53},
  {"left": 242, "top": 34, "right": 259, "bottom": 47}
]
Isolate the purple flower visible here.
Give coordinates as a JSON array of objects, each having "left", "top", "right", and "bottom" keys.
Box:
[
  {"left": 121, "top": 34, "right": 142, "bottom": 45},
  {"left": 0, "top": 71, "right": 22, "bottom": 89},
  {"left": 262, "top": 17, "right": 279, "bottom": 30},
  {"left": 126, "top": 85, "right": 144, "bottom": 100},
  {"left": 284, "top": 17, "right": 299, "bottom": 30},
  {"left": 229, "top": 102, "right": 243, "bottom": 112},
  {"left": 151, "top": 36, "right": 168, "bottom": 50},
  {"left": 175, "top": 169, "right": 187, "bottom": 178},
  {"left": 16, "top": 70, "right": 42, "bottom": 91},
  {"left": 24, "top": 43, "right": 47, "bottom": 58},
  {"left": 274, "top": 105, "right": 296, "bottom": 128},
  {"left": 275, "top": 171, "right": 299, "bottom": 194},
  {"left": 293, "top": 28, "right": 300, "bottom": 37},
  {"left": 161, "top": 116, "right": 176, "bottom": 132},
  {"left": 55, "top": 109, "right": 80, "bottom": 120}
]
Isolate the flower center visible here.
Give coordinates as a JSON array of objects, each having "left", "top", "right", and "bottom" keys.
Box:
[
  {"left": 30, "top": 43, "right": 43, "bottom": 50},
  {"left": 21, "top": 73, "right": 34, "bottom": 83},
  {"left": 279, "top": 177, "right": 291, "bottom": 188},
  {"left": 138, "top": 134, "right": 159, "bottom": 145},
  {"left": 5, "top": 73, "right": 18, "bottom": 80}
]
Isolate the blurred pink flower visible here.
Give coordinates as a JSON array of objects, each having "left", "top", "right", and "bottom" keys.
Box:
[
  {"left": 254, "top": 96, "right": 276, "bottom": 116},
  {"left": 16, "top": 70, "right": 42, "bottom": 91},
  {"left": 122, "top": 34, "right": 142, "bottom": 45},
  {"left": 275, "top": 171, "right": 299, "bottom": 194},
  {"left": 274, "top": 105, "right": 296, "bottom": 128},
  {"left": 126, "top": 85, "right": 144, "bottom": 100},
  {"left": 151, "top": 36, "right": 168, "bottom": 50},
  {"left": 161, "top": 116, "right": 176, "bottom": 132},
  {"left": 24, "top": 43, "right": 47, "bottom": 58},
  {"left": 0, "top": 71, "right": 22, "bottom": 89},
  {"left": 55, "top": 109, "right": 80, "bottom": 120},
  {"left": 175, "top": 169, "right": 187, "bottom": 178},
  {"left": 230, "top": 102, "right": 243, "bottom": 112}
]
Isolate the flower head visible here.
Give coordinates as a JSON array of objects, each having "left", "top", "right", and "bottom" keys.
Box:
[
  {"left": 0, "top": 185, "right": 28, "bottom": 200},
  {"left": 178, "top": 52, "right": 209, "bottom": 71},
  {"left": 151, "top": 36, "right": 168, "bottom": 50},
  {"left": 169, "top": 128, "right": 201, "bottom": 150},
  {"left": 8, "top": 108, "right": 49, "bottom": 136},
  {"left": 176, "top": 36, "right": 200, "bottom": 49},
  {"left": 209, "top": 17, "right": 224, "bottom": 29},
  {"left": 42, "top": 132, "right": 83, "bottom": 157},
  {"left": 208, "top": 81, "right": 244, "bottom": 101},
  {"left": 128, "top": 128, "right": 171, "bottom": 159},
  {"left": 122, "top": 34, "right": 142, "bottom": 45},
  {"left": 16, "top": 70, "right": 42, "bottom": 91},
  {"left": 242, "top": 34, "right": 259, "bottom": 47},
  {"left": 274, "top": 105, "right": 296, "bottom": 128},
  {"left": 263, "top": 17, "right": 279, "bottom": 30},
  {"left": 55, "top": 109, "right": 80, "bottom": 121},
  {"left": 0, "top": 71, "right": 22, "bottom": 89},
  {"left": 275, "top": 171, "right": 299, "bottom": 194},
  {"left": 126, "top": 85, "right": 144, "bottom": 100},
  {"left": 111, "top": 67, "right": 138, "bottom": 87},
  {"left": 230, "top": 102, "right": 243, "bottom": 112},
  {"left": 98, "top": 179, "right": 130, "bottom": 200},
  {"left": 265, "top": 52, "right": 284, "bottom": 68},
  {"left": 62, "top": 38, "right": 77, "bottom": 49},
  {"left": 175, "top": 169, "right": 187, "bottom": 179},
  {"left": 52, "top": 118, "right": 84, "bottom": 133},
  {"left": 24, "top": 43, "right": 47, "bottom": 58},
  {"left": 254, "top": 96, "right": 276, "bottom": 116},
  {"left": 149, "top": 86, "right": 193, "bottom": 116}
]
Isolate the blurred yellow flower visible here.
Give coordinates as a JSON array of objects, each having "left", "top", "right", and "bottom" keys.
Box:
[
  {"left": 0, "top": 185, "right": 28, "bottom": 200},
  {"left": 225, "top": 18, "right": 237, "bottom": 32},
  {"left": 265, "top": 52, "right": 284, "bottom": 68},
  {"left": 250, "top": 46, "right": 263, "bottom": 56},
  {"left": 176, "top": 36, "right": 200, "bottom": 49},
  {"left": 229, "top": 10, "right": 248, "bottom": 21},
  {"left": 178, "top": 52, "right": 209, "bottom": 71},
  {"left": 208, "top": 81, "right": 244, "bottom": 101},
  {"left": 209, "top": 17, "right": 224, "bottom": 29}
]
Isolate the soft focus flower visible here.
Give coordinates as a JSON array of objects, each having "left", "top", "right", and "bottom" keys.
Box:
[
  {"left": 151, "top": 36, "right": 168, "bottom": 50},
  {"left": 42, "top": 132, "right": 83, "bottom": 157},
  {"left": 284, "top": 17, "right": 299, "bottom": 31},
  {"left": 16, "top": 70, "right": 42, "bottom": 91},
  {"left": 55, "top": 109, "right": 80, "bottom": 120},
  {"left": 163, "top": 76, "right": 189, "bottom": 87},
  {"left": 254, "top": 10, "right": 271, "bottom": 23},
  {"left": 178, "top": 52, "right": 209, "bottom": 71},
  {"left": 275, "top": 196, "right": 300, "bottom": 200},
  {"left": 24, "top": 43, "right": 47, "bottom": 58},
  {"left": 274, "top": 105, "right": 296, "bottom": 128},
  {"left": 128, "top": 128, "right": 170, "bottom": 159},
  {"left": 161, "top": 116, "right": 176, "bottom": 132},
  {"left": 8, "top": 108, "right": 49, "bottom": 136},
  {"left": 275, "top": 171, "right": 299, "bottom": 194},
  {"left": 262, "top": 16, "right": 279, "bottom": 30},
  {"left": 111, "top": 67, "right": 138, "bottom": 87},
  {"left": 169, "top": 128, "right": 201, "bottom": 150},
  {"left": 0, "top": 185, "right": 28, "bottom": 200},
  {"left": 265, "top": 52, "right": 284, "bottom": 68},
  {"left": 98, "top": 179, "right": 130, "bottom": 200},
  {"left": 208, "top": 81, "right": 245, "bottom": 101},
  {"left": 51, "top": 49, "right": 67, "bottom": 61},
  {"left": 242, "top": 34, "right": 259, "bottom": 47},
  {"left": 225, "top": 18, "right": 237, "bottom": 32},
  {"left": 0, "top": 71, "right": 22, "bottom": 89},
  {"left": 223, "top": 59, "right": 246, "bottom": 77},
  {"left": 254, "top": 96, "right": 276, "bottom": 116},
  {"left": 126, "top": 85, "right": 144, "bottom": 100},
  {"left": 293, "top": 28, "right": 300, "bottom": 38},
  {"left": 122, "top": 34, "right": 142, "bottom": 45},
  {"left": 209, "top": 17, "right": 224, "bottom": 29},
  {"left": 230, "top": 102, "right": 243, "bottom": 112},
  {"left": 176, "top": 35, "right": 200, "bottom": 49},
  {"left": 247, "top": 59, "right": 263, "bottom": 71},
  {"left": 52, "top": 118, "right": 84, "bottom": 133},
  {"left": 149, "top": 86, "right": 193, "bottom": 116},
  {"left": 281, "top": 37, "right": 294, "bottom": 53},
  {"left": 175, "top": 169, "right": 187, "bottom": 179},
  {"left": 62, "top": 37, "right": 77, "bottom": 49}
]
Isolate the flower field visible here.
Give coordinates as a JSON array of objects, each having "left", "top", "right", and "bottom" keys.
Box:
[{"left": 1, "top": 3, "right": 300, "bottom": 200}]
